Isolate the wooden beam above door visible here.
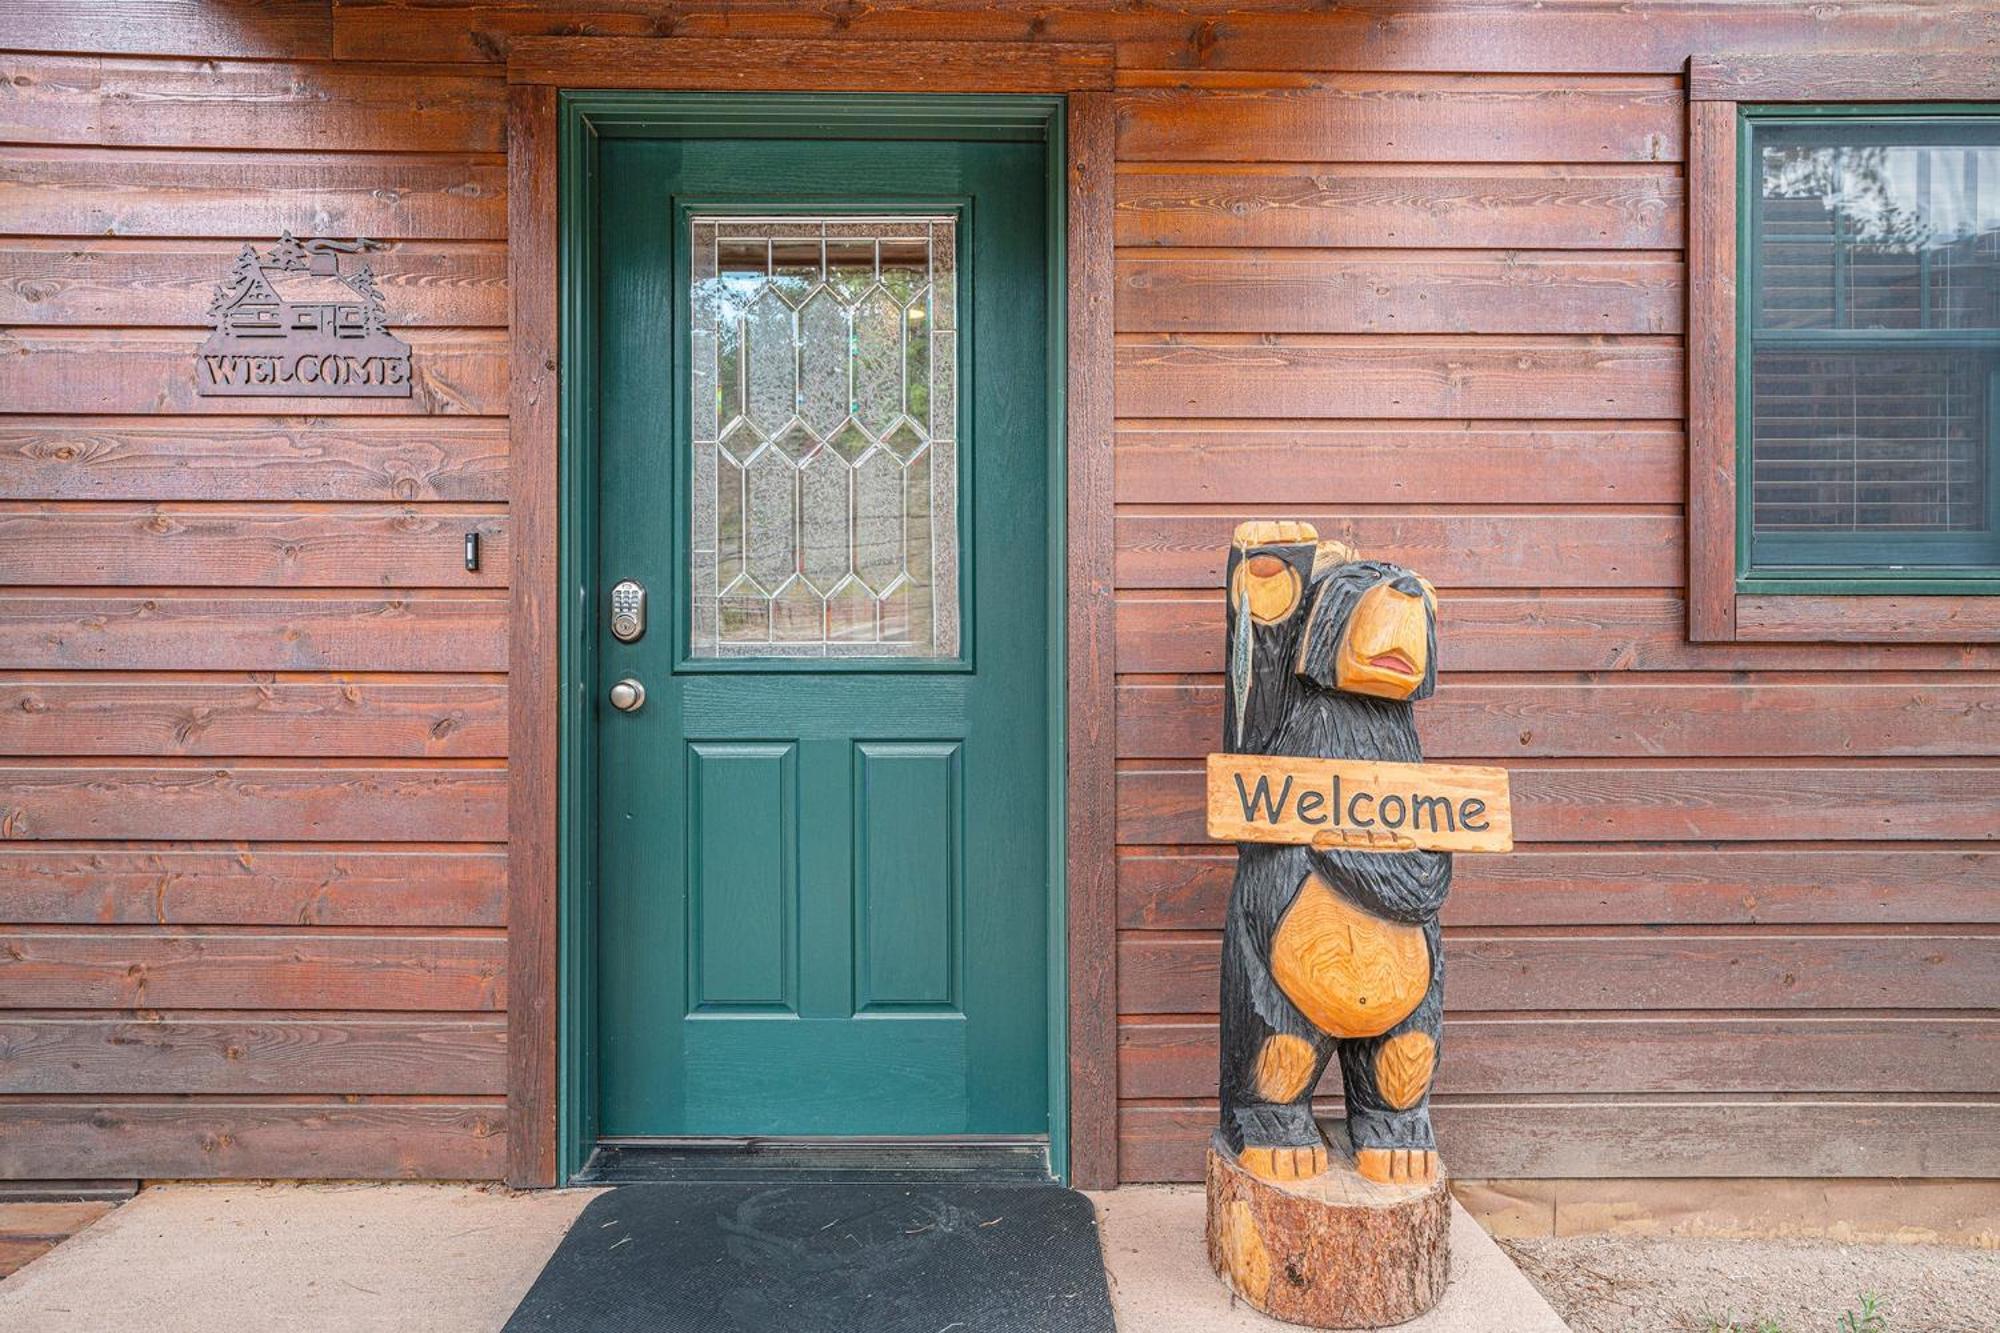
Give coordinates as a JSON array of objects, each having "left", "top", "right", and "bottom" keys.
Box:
[{"left": 506, "top": 37, "right": 1115, "bottom": 92}]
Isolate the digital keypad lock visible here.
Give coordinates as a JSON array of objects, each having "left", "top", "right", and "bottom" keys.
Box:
[{"left": 610, "top": 580, "right": 646, "bottom": 643}]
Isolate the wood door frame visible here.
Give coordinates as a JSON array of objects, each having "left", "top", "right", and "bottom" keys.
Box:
[{"left": 506, "top": 41, "right": 1117, "bottom": 1189}]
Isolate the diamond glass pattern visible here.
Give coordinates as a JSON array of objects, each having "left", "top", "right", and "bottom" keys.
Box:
[{"left": 690, "top": 217, "right": 959, "bottom": 658}]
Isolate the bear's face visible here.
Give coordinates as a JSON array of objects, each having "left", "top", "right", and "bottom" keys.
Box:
[{"left": 1226, "top": 522, "right": 1438, "bottom": 705}]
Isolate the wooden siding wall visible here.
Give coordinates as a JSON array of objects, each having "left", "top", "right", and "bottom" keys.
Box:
[{"left": 1, "top": 2, "right": 1995, "bottom": 1185}]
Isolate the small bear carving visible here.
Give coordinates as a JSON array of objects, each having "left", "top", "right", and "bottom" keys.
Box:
[{"left": 1218, "top": 521, "right": 1448, "bottom": 1186}]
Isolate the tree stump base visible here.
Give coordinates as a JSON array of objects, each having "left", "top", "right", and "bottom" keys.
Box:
[{"left": 1206, "top": 1123, "right": 1450, "bottom": 1328}]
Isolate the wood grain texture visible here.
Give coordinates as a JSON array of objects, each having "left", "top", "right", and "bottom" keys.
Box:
[
  {"left": 508, "top": 36, "right": 1114, "bottom": 90},
  {"left": 0, "top": 418, "right": 507, "bottom": 503},
  {"left": 1115, "top": 512, "right": 1679, "bottom": 589},
  {"left": 1066, "top": 90, "right": 1121, "bottom": 1193},
  {"left": 0, "top": 1101, "right": 504, "bottom": 1180},
  {"left": 324, "top": 0, "right": 2000, "bottom": 73},
  {"left": 1116, "top": 252, "right": 1683, "bottom": 334},
  {"left": 0, "top": 1017, "right": 507, "bottom": 1094},
  {"left": 0, "top": 0, "right": 332, "bottom": 59},
  {"left": 1120, "top": 765, "right": 2000, "bottom": 845},
  {"left": 504, "top": 79, "right": 557, "bottom": 1190},
  {"left": 1115, "top": 425, "right": 1682, "bottom": 504},
  {"left": 0, "top": 506, "right": 506, "bottom": 590},
  {"left": 1120, "top": 679, "right": 2000, "bottom": 760},
  {"left": 1117, "top": 932, "right": 1999, "bottom": 1014},
  {"left": 0, "top": 847, "right": 507, "bottom": 927},
  {"left": 1690, "top": 51, "right": 2000, "bottom": 102},
  {"left": 1120, "top": 1100, "right": 2000, "bottom": 1181},
  {"left": 1111, "top": 3, "right": 2000, "bottom": 75},
  {"left": 0, "top": 594, "right": 508, "bottom": 672},
  {"left": 0, "top": 329, "right": 508, "bottom": 416},
  {"left": 1, "top": 147, "right": 507, "bottom": 240},
  {"left": 0, "top": 764, "right": 507, "bottom": 843},
  {"left": 1116, "top": 167, "right": 1684, "bottom": 249},
  {"left": 1115, "top": 338, "right": 1682, "bottom": 419},
  {"left": 0, "top": 56, "right": 504, "bottom": 152},
  {"left": 1207, "top": 753, "right": 1513, "bottom": 853},
  {"left": 1685, "top": 98, "right": 1738, "bottom": 643},
  {"left": 0, "top": 931, "right": 504, "bottom": 1010},
  {"left": 1736, "top": 597, "right": 2000, "bottom": 645},
  {"left": 1115, "top": 77, "right": 1684, "bottom": 163},
  {"left": 1117, "top": 848, "right": 2000, "bottom": 930},
  {"left": 1116, "top": 595, "right": 2000, "bottom": 675},
  {"left": 0, "top": 676, "right": 508, "bottom": 758},
  {"left": 0, "top": 241, "right": 508, "bottom": 329},
  {"left": 1122, "top": 1017, "right": 2000, "bottom": 1098}
]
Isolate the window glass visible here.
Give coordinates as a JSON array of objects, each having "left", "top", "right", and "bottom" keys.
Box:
[
  {"left": 1747, "top": 117, "right": 2000, "bottom": 573},
  {"left": 689, "top": 216, "right": 959, "bottom": 657}
]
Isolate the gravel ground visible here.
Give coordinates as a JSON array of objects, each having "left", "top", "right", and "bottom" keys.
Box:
[{"left": 1500, "top": 1235, "right": 1999, "bottom": 1333}]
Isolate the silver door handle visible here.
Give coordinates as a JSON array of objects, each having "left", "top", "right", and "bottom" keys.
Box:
[{"left": 608, "top": 678, "right": 646, "bottom": 713}]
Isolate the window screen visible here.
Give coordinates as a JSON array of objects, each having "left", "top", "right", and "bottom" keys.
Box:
[{"left": 1746, "top": 115, "right": 2000, "bottom": 574}]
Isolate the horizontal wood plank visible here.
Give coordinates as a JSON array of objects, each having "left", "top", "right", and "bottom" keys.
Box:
[
  {"left": 0, "top": 418, "right": 507, "bottom": 503},
  {"left": 1117, "top": 848, "right": 2000, "bottom": 930},
  {"left": 0, "top": 55, "right": 503, "bottom": 152},
  {"left": 0, "top": 931, "right": 504, "bottom": 1010},
  {"left": 0, "top": 1101, "right": 503, "bottom": 1179},
  {"left": 1117, "top": 932, "right": 1999, "bottom": 1014},
  {"left": 0, "top": 677, "right": 507, "bottom": 758},
  {"left": 1118, "top": 766, "right": 2000, "bottom": 845},
  {"left": 0, "top": 1, "right": 331, "bottom": 59},
  {"left": 0, "top": 765, "right": 507, "bottom": 842},
  {"left": 0, "top": 147, "right": 506, "bottom": 240},
  {"left": 0, "top": 595, "right": 508, "bottom": 672},
  {"left": 508, "top": 36, "right": 1113, "bottom": 90},
  {"left": 1119, "top": 1100, "right": 2000, "bottom": 1181},
  {"left": 1114, "top": 3, "right": 2000, "bottom": 75},
  {"left": 1118, "top": 679, "right": 2000, "bottom": 759},
  {"left": 0, "top": 847, "right": 506, "bottom": 927},
  {"left": 1116, "top": 167, "right": 1684, "bottom": 249},
  {"left": 1736, "top": 597, "right": 2000, "bottom": 646},
  {"left": 1115, "top": 425, "right": 1683, "bottom": 505},
  {"left": 0, "top": 242, "right": 508, "bottom": 329},
  {"left": 1115, "top": 339, "right": 1682, "bottom": 419},
  {"left": 1116, "top": 252, "right": 1682, "bottom": 334},
  {"left": 1690, "top": 51, "right": 2000, "bottom": 102},
  {"left": 1120, "top": 1017, "right": 2000, "bottom": 1098},
  {"left": 0, "top": 329, "right": 508, "bottom": 416},
  {"left": 1115, "top": 511, "right": 1678, "bottom": 588},
  {"left": 0, "top": 506, "right": 508, "bottom": 590},
  {"left": 1115, "top": 78, "right": 1684, "bottom": 163},
  {"left": 1116, "top": 595, "right": 2000, "bottom": 674},
  {"left": 0, "top": 1017, "right": 506, "bottom": 1094}
]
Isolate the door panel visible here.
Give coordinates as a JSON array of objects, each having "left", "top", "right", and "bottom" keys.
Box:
[{"left": 593, "top": 131, "right": 1050, "bottom": 1140}]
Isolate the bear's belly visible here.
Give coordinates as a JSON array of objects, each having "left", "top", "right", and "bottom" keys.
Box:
[{"left": 1270, "top": 873, "right": 1430, "bottom": 1038}]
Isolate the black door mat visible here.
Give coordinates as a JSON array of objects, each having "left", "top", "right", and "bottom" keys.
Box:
[{"left": 503, "top": 1182, "right": 1117, "bottom": 1333}]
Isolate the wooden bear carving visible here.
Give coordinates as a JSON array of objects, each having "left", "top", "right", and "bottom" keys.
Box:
[{"left": 1219, "top": 520, "right": 1448, "bottom": 1187}]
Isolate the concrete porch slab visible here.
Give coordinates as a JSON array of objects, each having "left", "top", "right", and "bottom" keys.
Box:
[
  {"left": 0, "top": 1182, "right": 601, "bottom": 1333},
  {"left": 1090, "top": 1186, "right": 1572, "bottom": 1332}
]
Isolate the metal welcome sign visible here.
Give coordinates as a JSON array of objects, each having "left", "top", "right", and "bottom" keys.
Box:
[{"left": 196, "top": 233, "right": 412, "bottom": 397}]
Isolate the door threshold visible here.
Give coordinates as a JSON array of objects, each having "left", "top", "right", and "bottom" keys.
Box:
[{"left": 576, "top": 1136, "right": 1052, "bottom": 1184}]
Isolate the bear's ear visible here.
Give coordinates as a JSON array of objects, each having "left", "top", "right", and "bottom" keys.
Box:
[{"left": 1311, "top": 539, "right": 1356, "bottom": 580}]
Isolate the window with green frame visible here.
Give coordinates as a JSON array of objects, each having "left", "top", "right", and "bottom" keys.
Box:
[{"left": 1740, "top": 107, "right": 2000, "bottom": 587}]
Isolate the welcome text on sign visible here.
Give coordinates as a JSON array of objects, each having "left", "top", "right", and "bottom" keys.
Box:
[{"left": 1205, "top": 754, "right": 1513, "bottom": 854}]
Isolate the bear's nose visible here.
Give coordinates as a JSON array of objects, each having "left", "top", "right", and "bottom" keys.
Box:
[{"left": 1390, "top": 574, "right": 1425, "bottom": 598}]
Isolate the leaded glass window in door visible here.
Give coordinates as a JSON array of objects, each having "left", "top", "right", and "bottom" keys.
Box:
[{"left": 690, "top": 216, "right": 959, "bottom": 657}]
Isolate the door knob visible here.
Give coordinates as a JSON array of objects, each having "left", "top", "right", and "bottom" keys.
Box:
[{"left": 609, "top": 678, "right": 646, "bottom": 713}]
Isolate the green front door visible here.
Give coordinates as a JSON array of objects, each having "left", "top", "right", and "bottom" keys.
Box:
[{"left": 590, "top": 121, "right": 1052, "bottom": 1140}]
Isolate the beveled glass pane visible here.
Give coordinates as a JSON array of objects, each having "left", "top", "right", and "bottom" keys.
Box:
[{"left": 690, "top": 214, "right": 960, "bottom": 658}]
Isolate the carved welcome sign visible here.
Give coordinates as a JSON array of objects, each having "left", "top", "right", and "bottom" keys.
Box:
[
  {"left": 1207, "top": 754, "right": 1512, "bottom": 854},
  {"left": 196, "top": 233, "right": 412, "bottom": 397}
]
